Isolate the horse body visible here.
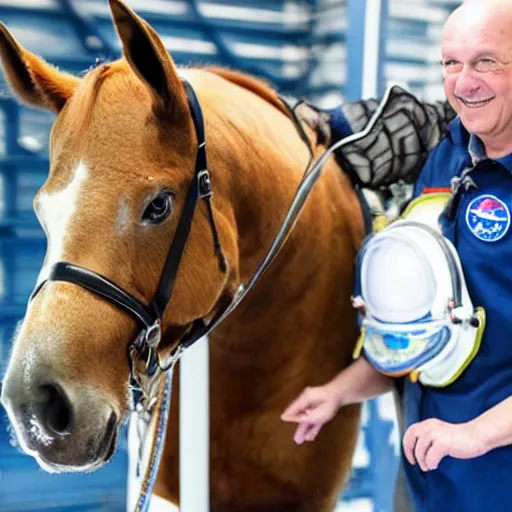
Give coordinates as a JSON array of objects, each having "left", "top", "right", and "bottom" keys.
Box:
[
  {"left": 148, "top": 71, "right": 364, "bottom": 511},
  {"left": 0, "top": 2, "right": 365, "bottom": 510}
]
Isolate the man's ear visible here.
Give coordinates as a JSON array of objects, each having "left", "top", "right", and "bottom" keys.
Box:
[{"left": 0, "top": 22, "right": 79, "bottom": 112}]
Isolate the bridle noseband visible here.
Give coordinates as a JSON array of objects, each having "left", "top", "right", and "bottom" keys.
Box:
[{"left": 29, "top": 79, "right": 228, "bottom": 402}]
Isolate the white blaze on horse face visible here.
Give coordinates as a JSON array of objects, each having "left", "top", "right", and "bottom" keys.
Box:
[
  {"left": 35, "top": 160, "right": 89, "bottom": 286},
  {"left": 116, "top": 198, "right": 130, "bottom": 236}
]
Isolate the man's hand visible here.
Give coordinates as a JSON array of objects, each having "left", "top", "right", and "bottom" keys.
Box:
[
  {"left": 281, "top": 386, "right": 341, "bottom": 445},
  {"left": 281, "top": 358, "right": 394, "bottom": 445},
  {"left": 403, "top": 418, "right": 488, "bottom": 471}
]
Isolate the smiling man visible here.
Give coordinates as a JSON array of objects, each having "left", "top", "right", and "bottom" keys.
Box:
[
  {"left": 282, "top": 1, "right": 512, "bottom": 511},
  {"left": 442, "top": 0, "right": 512, "bottom": 158}
]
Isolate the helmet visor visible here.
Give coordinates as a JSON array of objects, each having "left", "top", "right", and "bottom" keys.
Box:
[{"left": 362, "top": 320, "right": 451, "bottom": 375}]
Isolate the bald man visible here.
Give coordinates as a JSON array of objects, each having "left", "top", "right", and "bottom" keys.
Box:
[{"left": 283, "top": 1, "right": 512, "bottom": 510}]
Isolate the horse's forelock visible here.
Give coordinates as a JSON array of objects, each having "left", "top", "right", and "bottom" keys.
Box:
[{"left": 63, "top": 61, "right": 146, "bottom": 137}]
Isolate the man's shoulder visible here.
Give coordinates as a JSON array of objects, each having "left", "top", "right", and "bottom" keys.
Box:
[{"left": 431, "top": 117, "right": 469, "bottom": 159}]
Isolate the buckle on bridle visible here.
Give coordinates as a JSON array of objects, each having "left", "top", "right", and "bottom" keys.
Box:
[
  {"left": 145, "top": 321, "right": 162, "bottom": 348},
  {"left": 198, "top": 169, "right": 213, "bottom": 199}
]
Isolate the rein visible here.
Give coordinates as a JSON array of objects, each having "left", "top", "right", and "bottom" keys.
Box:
[{"left": 27, "top": 77, "right": 377, "bottom": 510}]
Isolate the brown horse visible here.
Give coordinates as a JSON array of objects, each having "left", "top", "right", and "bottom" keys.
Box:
[{"left": 0, "top": 0, "right": 365, "bottom": 510}]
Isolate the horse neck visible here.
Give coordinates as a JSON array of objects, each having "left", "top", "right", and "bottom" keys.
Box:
[{"left": 210, "top": 102, "right": 365, "bottom": 364}]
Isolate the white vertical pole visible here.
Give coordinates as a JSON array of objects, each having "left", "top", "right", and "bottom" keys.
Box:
[
  {"left": 179, "top": 336, "right": 209, "bottom": 511},
  {"left": 127, "top": 413, "right": 140, "bottom": 512},
  {"left": 362, "top": 0, "right": 383, "bottom": 99}
]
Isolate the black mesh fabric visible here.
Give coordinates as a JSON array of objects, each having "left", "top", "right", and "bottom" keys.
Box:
[{"left": 335, "top": 85, "right": 456, "bottom": 190}]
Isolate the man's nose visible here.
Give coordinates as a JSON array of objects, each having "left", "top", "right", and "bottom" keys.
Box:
[{"left": 453, "top": 66, "right": 481, "bottom": 97}]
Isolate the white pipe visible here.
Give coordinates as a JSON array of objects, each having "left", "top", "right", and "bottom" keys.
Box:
[
  {"left": 127, "top": 411, "right": 140, "bottom": 512},
  {"left": 179, "top": 336, "right": 210, "bottom": 512},
  {"left": 362, "top": 0, "right": 383, "bottom": 99}
]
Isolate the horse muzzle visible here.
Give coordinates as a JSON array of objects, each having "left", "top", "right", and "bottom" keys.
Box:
[{"left": 1, "top": 370, "right": 119, "bottom": 473}]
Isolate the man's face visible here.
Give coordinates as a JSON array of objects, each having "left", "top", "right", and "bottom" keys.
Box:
[{"left": 442, "top": 15, "right": 512, "bottom": 145}]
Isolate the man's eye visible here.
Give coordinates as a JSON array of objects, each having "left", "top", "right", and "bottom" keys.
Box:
[
  {"left": 475, "top": 59, "right": 500, "bottom": 72},
  {"left": 441, "top": 60, "right": 461, "bottom": 74}
]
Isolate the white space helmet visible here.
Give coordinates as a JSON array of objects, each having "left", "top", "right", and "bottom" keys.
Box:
[{"left": 353, "top": 218, "right": 485, "bottom": 387}]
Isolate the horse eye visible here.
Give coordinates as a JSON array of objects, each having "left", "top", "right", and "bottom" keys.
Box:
[{"left": 142, "top": 191, "right": 173, "bottom": 224}]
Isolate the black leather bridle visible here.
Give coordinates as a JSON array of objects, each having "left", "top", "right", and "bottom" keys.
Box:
[{"left": 29, "top": 80, "right": 230, "bottom": 389}]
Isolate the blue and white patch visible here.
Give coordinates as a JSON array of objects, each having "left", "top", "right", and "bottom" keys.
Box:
[{"left": 466, "top": 194, "right": 510, "bottom": 242}]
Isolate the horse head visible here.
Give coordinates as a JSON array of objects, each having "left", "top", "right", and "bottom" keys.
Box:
[{"left": 0, "top": 0, "right": 249, "bottom": 472}]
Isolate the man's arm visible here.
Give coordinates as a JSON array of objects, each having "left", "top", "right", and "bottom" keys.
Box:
[
  {"left": 331, "top": 85, "right": 456, "bottom": 190},
  {"left": 471, "top": 395, "right": 512, "bottom": 452}
]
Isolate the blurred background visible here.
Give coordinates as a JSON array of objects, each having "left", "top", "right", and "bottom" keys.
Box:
[{"left": 0, "top": 1, "right": 461, "bottom": 511}]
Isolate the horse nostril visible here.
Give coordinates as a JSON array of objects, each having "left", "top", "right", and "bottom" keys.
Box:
[{"left": 37, "top": 383, "right": 74, "bottom": 436}]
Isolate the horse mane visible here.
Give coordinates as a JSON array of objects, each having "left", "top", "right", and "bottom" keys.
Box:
[
  {"left": 66, "top": 62, "right": 293, "bottom": 137},
  {"left": 203, "top": 66, "right": 327, "bottom": 147},
  {"left": 205, "top": 66, "right": 290, "bottom": 118}
]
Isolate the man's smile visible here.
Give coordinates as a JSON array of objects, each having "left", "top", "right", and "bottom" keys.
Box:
[{"left": 457, "top": 96, "right": 495, "bottom": 108}]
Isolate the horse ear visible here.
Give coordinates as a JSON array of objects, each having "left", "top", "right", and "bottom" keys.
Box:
[
  {"left": 0, "top": 23, "right": 79, "bottom": 112},
  {"left": 108, "top": 0, "right": 188, "bottom": 117}
]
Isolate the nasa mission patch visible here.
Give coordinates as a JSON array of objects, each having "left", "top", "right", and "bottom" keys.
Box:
[{"left": 466, "top": 194, "right": 510, "bottom": 242}]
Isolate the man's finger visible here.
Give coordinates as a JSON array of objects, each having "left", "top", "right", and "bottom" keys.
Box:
[
  {"left": 294, "top": 422, "right": 313, "bottom": 445},
  {"left": 304, "top": 422, "right": 323, "bottom": 442},
  {"left": 414, "top": 435, "right": 434, "bottom": 472},
  {"left": 281, "top": 395, "right": 310, "bottom": 422},
  {"left": 403, "top": 427, "right": 419, "bottom": 465},
  {"left": 425, "top": 440, "right": 447, "bottom": 471}
]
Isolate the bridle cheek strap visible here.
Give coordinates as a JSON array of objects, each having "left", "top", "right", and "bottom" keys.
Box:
[{"left": 150, "top": 80, "right": 227, "bottom": 320}]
